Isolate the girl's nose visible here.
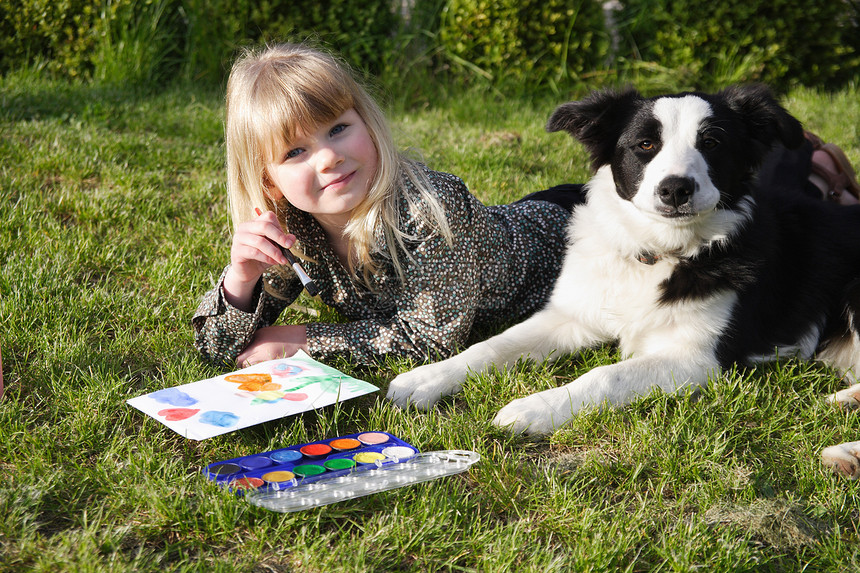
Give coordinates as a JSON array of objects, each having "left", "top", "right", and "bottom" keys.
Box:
[{"left": 316, "top": 145, "right": 344, "bottom": 171}]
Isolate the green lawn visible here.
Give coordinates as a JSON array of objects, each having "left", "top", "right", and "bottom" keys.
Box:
[{"left": 1, "top": 74, "right": 859, "bottom": 571}]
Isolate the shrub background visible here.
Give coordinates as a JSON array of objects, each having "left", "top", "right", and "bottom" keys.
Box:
[
  {"left": 618, "top": 0, "right": 860, "bottom": 90},
  {"left": 1, "top": 0, "right": 858, "bottom": 94},
  {"left": 439, "top": 0, "right": 607, "bottom": 88}
]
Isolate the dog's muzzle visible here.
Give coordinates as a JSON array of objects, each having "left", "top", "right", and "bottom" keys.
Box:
[{"left": 656, "top": 175, "right": 697, "bottom": 216}]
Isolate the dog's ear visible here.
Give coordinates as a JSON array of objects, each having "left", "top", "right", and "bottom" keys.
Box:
[
  {"left": 720, "top": 84, "right": 805, "bottom": 151},
  {"left": 546, "top": 88, "right": 643, "bottom": 169}
]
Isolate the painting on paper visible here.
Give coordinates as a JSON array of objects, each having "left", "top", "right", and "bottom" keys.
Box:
[{"left": 127, "top": 351, "right": 378, "bottom": 440}]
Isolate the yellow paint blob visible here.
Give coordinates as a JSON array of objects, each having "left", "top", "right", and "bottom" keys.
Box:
[
  {"left": 261, "top": 470, "right": 296, "bottom": 483},
  {"left": 353, "top": 452, "right": 386, "bottom": 464}
]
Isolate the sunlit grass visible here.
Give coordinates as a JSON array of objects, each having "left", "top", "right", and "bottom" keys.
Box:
[{"left": 1, "top": 74, "right": 859, "bottom": 571}]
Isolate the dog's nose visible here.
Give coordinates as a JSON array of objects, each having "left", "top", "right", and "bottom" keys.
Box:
[{"left": 657, "top": 176, "right": 696, "bottom": 207}]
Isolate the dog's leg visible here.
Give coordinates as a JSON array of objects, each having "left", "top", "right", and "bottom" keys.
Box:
[
  {"left": 821, "top": 441, "right": 860, "bottom": 479},
  {"left": 817, "top": 337, "right": 860, "bottom": 385},
  {"left": 493, "top": 354, "right": 718, "bottom": 435},
  {"left": 386, "top": 307, "right": 594, "bottom": 409},
  {"left": 827, "top": 381, "right": 860, "bottom": 409}
]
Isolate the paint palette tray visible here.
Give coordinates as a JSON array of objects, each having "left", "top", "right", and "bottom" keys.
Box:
[
  {"left": 204, "top": 432, "right": 480, "bottom": 512},
  {"left": 246, "top": 449, "right": 480, "bottom": 513}
]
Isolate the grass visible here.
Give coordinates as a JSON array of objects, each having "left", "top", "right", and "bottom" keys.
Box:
[{"left": 1, "top": 71, "right": 860, "bottom": 571}]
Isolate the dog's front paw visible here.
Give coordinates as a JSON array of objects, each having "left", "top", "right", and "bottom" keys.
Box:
[
  {"left": 827, "top": 382, "right": 860, "bottom": 410},
  {"left": 821, "top": 441, "right": 860, "bottom": 479},
  {"left": 386, "top": 365, "right": 462, "bottom": 410},
  {"left": 492, "top": 387, "right": 581, "bottom": 436}
]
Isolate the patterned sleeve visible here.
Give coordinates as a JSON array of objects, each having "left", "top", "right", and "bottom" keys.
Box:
[
  {"left": 305, "top": 173, "right": 483, "bottom": 365},
  {"left": 191, "top": 266, "right": 303, "bottom": 365}
]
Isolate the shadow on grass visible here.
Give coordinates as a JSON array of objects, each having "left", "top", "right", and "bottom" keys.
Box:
[{"left": 0, "top": 76, "right": 223, "bottom": 143}]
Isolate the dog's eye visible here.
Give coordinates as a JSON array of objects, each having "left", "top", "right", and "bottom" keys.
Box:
[
  {"left": 702, "top": 137, "right": 719, "bottom": 149},
  {"left": 638, "top": 140, "right": 655, "bottom": 151}
]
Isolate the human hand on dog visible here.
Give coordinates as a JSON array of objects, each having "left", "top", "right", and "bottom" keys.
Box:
[{"left": 223, "top": 210, "right": 296, "bottom": 312}]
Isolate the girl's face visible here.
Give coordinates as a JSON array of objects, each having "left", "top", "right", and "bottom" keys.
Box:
[{"left": 265, "top": 108, "right": 378, "bottom": 233}]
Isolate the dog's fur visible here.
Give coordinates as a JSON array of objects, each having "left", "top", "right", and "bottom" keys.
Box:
[{"left": 387, "top": 84, "right": 860, "bottom": 479}]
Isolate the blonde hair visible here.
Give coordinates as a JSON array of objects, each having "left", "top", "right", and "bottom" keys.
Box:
[{"left": 225, "top": 43, "right": 451, "bottom": 287}]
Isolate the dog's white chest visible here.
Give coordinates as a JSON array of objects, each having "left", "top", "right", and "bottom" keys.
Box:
[{"left": 553, "top": 246, "right": 735, "bottom": 359}]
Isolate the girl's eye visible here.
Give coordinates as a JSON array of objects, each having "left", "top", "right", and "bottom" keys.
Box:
[
  {"left": 329, "top": 123, "right": 347, "bottom": 137},
  {"left": 285, "top": 147, "right": 304, "bottom": 160},
  {"left": 638, "top": 140, "right": 655, "bottom": 151}
]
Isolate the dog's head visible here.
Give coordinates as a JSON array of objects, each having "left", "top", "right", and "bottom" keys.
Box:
[{"left": 547, "top": 84, "right": 804, "bottom": 219}]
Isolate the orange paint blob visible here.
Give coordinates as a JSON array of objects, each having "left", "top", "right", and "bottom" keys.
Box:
[
  {"left": 236, "top": 380, "right": 282, "bottom": 392},
  {"left": 225, "top": 373, "right": 273, "bottom": 385},
  {"left": 329, "top": 438, "right": 361, "bottom": 451}
]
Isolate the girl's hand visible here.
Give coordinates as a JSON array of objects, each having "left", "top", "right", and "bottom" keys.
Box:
[
  {"left": 223, "top": 210, "right": 295, "bottom": 311},
  {"left": 236, "top": 324, "right": 309, "bottom": 366}
]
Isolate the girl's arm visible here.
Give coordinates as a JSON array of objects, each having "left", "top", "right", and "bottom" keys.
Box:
[
  {"left": 192, "top": 266, "right": 304, "bottom": 365},
  {"left": 193, "top": 210, "right": 303, "bottom": 364}
]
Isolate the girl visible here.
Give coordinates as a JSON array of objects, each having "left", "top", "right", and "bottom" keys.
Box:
[
  {"left": 192, "top": 43, "right": 582, "bottom": 366},
  {"left": 193, "top": 43, "right": 860, "bottom": 368}
]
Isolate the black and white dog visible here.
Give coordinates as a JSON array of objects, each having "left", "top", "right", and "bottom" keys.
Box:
[{"left": 388, "top": 84, "right": 860, "bottom": 478}]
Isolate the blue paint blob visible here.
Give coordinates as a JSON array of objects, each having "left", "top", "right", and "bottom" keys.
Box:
[
  {"left": 149, "top": 388, "right": 198, "bottom": 407},
  {"left": 270, "top": 449, "right": 303, "bottom": 463},
  {"left": 199, "top": 410, "right": 239, "bottom": 428},
  {"left": 274, "top": 363, "right": 304, "bottom": 376}
]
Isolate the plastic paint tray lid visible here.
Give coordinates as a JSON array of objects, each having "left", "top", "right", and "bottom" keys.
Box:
[{"left": 246, "top": 450, "right": 480, "bottom": 513}]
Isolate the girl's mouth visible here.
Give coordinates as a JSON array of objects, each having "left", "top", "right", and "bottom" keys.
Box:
[{"left": 323, "top": 171, "right": 356, "bottom": 191}]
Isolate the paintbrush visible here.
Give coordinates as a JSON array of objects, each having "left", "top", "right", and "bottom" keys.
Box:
[{"left": 255, "top": 208, "right": 320, "bottom": 297}]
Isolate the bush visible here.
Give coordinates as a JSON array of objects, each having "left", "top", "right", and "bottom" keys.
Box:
[
  {"left": 181, "top": 0, "right": 404, "bottom": 83},
  {"left": 93, "top": 0, "right": 186, "bottom": 86},
  {"left": 0, "top": 0, "right": 101, "bottom": 78},
  {"left": 0, "top": 0, "right": 401, "bottom": 85},
  {"left": 0, "top": 0, "right": 187, "bottom": 84},
  {"left": 3, "top": 0, "right": 858, "bottom": 91},
  {"left": 180, "top": 0, "right": 250, "bottom": 84},
  {"left": 617, "top": 0, "right": 860, "bottom": 90},
  {"left": 438, "top": 0, "right": 608, "bottom": 90},
  {"left": 248, "top": 0, "right": 400, "bottom": 76}
]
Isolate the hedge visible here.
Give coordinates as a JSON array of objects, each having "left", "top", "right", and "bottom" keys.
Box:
[
  {"left": 1, "top": 0, "right": 858, "bottom": 90},
  {"left": 617, "top": 0, "right": 860, "bottom": 89}
]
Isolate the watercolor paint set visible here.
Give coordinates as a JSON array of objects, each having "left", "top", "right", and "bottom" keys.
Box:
[
  {"left": 204, "top": 432, "right": 480, "bottom": 512},
  {"left": 204, "top": 431, "right": 417, "bottom": 489}
]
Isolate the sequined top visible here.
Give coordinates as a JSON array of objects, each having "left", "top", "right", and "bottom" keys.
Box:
[{"left": 192, "top": 167, "right": 570, "bottom": 365}]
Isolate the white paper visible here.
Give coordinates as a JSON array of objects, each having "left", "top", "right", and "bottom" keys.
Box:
[{"left": 127, "top": 351, "right": 378, "bottom": 440}]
